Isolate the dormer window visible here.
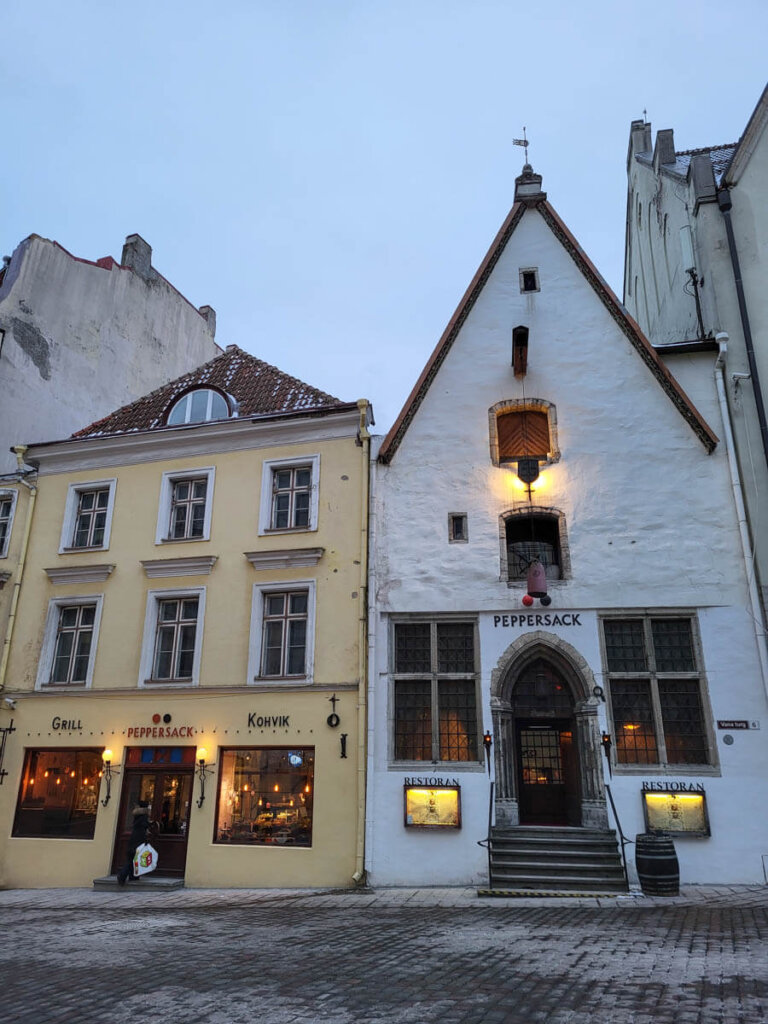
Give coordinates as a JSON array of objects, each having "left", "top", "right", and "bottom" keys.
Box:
[{"left": 167, "top": 389, "right": 231, "bottom": 426}]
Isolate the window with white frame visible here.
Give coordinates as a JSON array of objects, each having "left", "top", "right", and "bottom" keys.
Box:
[
  {"left": 59, "top": 480, "right": 116, "bottom": 553},
  {"left": 36, "top": 595, "right": 104, "bottom": 689},
  {"left": 139, "top": 587, "right": 206, "bottom": 686},
  {"left": 258, "top": 456, "right": 320, "bottom": 535},
  {"left": 602, "top": 615, "right": 714, "bottom": 768},
  {"left": 392, "top": 620, "right": 480, "bottom": 763},
  {"left": 155, "top": 468, "right": 215, "bottom": 544},
  {"left": 0, "top": 490, "right": 19, "bottom": 558},
  {"left": 248, "top": 581, "right": 316, "bottom": 683},
  {"left": 166, "top": 388, "right": 231, "bottom": 426}
]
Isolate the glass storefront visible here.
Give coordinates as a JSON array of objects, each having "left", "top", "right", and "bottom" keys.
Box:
[
  {"left": 13, "top": 748, "right": 103, "bottom": 838},
  {"left": 215, "top": 747, "right": 314, "bottom": 847}
]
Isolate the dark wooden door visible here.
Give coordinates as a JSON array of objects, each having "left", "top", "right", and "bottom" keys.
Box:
[
  {"left": 517, "top": 719, "right": 577, "bottom": 825},
  {"left": 111, "top": 768, "right": 193, "bottom": 876}
]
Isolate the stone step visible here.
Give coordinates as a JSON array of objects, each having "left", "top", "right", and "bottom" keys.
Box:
[
  {"left": 491, "top": 854, "right": 626, "bottom": 872},
  {"left": 93, "top": 874, "right": 184, "bottom": 891},
  {"left": 484, "top": 874, "right": 628, "bottom": 893}
]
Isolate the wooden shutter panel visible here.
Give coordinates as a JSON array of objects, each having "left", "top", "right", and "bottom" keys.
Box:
[{"left": 498, "top": 411, "right": 550, "bottom": 459}]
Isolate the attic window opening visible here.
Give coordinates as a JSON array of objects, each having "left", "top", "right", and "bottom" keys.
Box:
[
  {"left": 167, "top": 389, "right": 231, "bottom": 426},
  {"left": 519, "top": 268, "right": 540, "bottom": 294}
]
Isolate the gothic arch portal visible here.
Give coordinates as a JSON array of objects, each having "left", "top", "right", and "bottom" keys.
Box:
[{"left": 489, "top": 631, "right": 608, "bottom": 828}]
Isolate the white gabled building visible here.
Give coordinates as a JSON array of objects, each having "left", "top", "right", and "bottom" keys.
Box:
[{"left": 365, "top": 165, "right": 768, "bottom": 890}]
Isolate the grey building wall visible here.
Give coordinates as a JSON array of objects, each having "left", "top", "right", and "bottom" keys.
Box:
[{"left": 0, "top": 233, "right": 220, "bottom": 473}]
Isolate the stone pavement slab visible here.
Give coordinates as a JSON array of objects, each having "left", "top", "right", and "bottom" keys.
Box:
[{"left": 0, "top": 885, "right": 766, "bottom": 1023}]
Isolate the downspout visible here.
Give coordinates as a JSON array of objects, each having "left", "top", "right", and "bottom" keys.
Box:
[
  {"left": 0, "top": 447, "right": 38, "bottom": 692},
  {"left": 716, "top": 188, "right": 768, "bottom": 474},
  {"left": 714, "top": 337, "right": 768, "bottom": 701},
  {"left": 363, "top": 436, "right": 379, "bottom": 884},
  {"left": 352, "top": 400, "right": 371, "bottom": 885}
]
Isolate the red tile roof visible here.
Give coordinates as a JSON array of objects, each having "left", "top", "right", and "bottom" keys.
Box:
[{"left": 72, "top": 345, "right": 347, "bottom": 438}]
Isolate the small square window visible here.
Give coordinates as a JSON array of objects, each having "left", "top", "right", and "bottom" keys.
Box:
[
  {"left": 519, "top": 268, "right": 540, "bottom": 293},
  {"left": 448, "top": 514, "right": 468, "bottom": 543}
]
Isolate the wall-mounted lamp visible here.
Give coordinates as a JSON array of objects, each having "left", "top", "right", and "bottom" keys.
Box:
[
  {"left": 601, "top": 732, "right": 612, "bottom": 779},
  {"left": 100, "top": 748, "right": 120, "bottom": 806},
  {"left": 483, "top": 730, "right": 493, "bottom": 775},
  {"left": 195, "top": 747, "right": 216, "bottom": 808}
]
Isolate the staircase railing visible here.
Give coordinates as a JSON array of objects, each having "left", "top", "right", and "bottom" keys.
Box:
[
  {"left": 605, "top": 783, "right": 632, "bottom": 889},
  {"left": 476, "top": 780, "right": 495, "bottom": 886}
]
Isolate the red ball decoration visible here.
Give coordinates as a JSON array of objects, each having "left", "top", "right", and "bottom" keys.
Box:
[{"left": 522, "top": 594, "right": 534, "bottom": 607}]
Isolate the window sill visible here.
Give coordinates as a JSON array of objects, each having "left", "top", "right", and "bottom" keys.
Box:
[
  {"left": 143, "top": 678, "right": 196, "bottom": 687},
  {"left": 252, "top": 675, "right": 309, "bottom": 684},
  {"left": 612, "top": 764, "right": 721, "bottom": 777},
  {"left": 159, "top": 536, "right": 208, "bottom": 545},
  {"left": 388, "top": 761, "right": 486, "bottom": 772},
  {"left": 262, "top": 527, "right": 316, "bottom": 536},
  {"left": 61, "top": 546, "right": 108, "bottom": 554}
]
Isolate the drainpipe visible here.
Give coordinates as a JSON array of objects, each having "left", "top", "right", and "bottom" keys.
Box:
[
  {"left": 352, "top": 400, "right": 371, "bottom": 886},
  {"left": 363, "top": 436, "right": 379, "bottom": 884},
  {"left": 714, "top": 337, "right": 768, "bottom": 701},
  {"left": 0, "top": 447, "right": 38, "bottom": 692},
  {"left": 716, "top": 188, "right": 768, "bottom": 474}
]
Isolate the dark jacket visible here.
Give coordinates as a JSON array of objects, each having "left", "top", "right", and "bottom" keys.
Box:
[{"left": 129, "top": 805, "right": 151, "bottom": 847}]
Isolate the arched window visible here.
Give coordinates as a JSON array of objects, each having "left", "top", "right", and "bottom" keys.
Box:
[{"left": 167, "top": 389, "right": 231, "bottom": 426}]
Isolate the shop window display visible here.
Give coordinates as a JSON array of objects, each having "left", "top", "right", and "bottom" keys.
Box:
[
  {"left": 13, "top": 749, "right": 103, "bottom": 838},
  {"left": 215, "top": 747, "right": 314, "bottom": 846}
]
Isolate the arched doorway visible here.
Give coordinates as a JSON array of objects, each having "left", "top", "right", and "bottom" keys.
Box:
[
  {"left": 512, "top": 659, "right": 580, "bottom": 825},
  {"left": 490, "top": 632, "right": 608, "bottom": 829}
]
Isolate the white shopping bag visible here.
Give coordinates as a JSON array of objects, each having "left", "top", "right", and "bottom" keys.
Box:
[{"left": 133, "top": 842, "right": 159, "bottom": 877}]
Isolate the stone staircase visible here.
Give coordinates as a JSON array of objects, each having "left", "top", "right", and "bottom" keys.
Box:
[
  {"left": 486, "top": 826, "right": 627, "bottom": 893},
  {"left": 93, "top": 874, "right": 184, "bottom": 891}
]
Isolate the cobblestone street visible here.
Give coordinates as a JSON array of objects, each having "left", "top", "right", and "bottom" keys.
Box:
[{"left": 1, "top": 886, "right": 767, "bottom": 1024}]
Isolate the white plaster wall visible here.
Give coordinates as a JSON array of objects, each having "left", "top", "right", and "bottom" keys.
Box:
[
  {"left": 0, "top": 235, "right": 220, "bottom": 473},
  {"left": 368, "top": 203, "right": 768, "bottom": 886}
]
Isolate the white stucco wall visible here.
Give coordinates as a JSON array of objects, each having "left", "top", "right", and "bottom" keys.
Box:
[
  {"left": 368, "top": 201, "right": 768, "bottom": 886},
  {"left": 0, "top": 235, "right": 220, "bottom": 473}
]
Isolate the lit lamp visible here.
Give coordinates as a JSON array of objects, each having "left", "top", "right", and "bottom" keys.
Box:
[
  {"left": 601, "top": 732, "right": 612, "bottom": 779},
  {"left": 195, "top": 747, "right": 216, "bottom": 808},
  {"left": 483, "top": 730, "right": 493, "bottom": 775},
  {"left": 100, "top": 748, "right": 120, "bottom": 807}
]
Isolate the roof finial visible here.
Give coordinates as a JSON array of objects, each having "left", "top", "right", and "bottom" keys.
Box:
[
  {"left": 513, "top": 126, "right": 529, "bottom": 167},
  {"left": 643, "top": 108, "right": 648, "bottom": 123}
]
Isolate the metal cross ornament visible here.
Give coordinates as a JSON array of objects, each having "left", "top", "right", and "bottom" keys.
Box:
[{"left": 513, "top": 127, "right": 529, "bottom": 164}]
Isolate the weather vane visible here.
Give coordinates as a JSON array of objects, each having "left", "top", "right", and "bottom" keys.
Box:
[{"left": 513, "top": 127, "right": 530, "bottom": 164}]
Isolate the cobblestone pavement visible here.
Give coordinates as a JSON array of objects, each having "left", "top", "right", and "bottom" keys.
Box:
[{"left": 1, "top": 885, "right": 767, "bottom": 1023}]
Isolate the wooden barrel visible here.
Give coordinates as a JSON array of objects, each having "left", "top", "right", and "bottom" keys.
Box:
[{"left": 635, "top": 834, "right": 679, "bottom": 896}]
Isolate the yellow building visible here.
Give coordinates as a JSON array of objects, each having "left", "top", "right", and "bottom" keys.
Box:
[{"left": 0, "top": 346, "right": 372, "bottom": 888}]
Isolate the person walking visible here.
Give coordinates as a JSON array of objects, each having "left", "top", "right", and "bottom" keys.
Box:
[{"left": 117, "top": 799, "right": 151, "bottom": 886}]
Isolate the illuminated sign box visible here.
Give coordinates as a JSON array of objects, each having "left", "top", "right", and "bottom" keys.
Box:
[
  {"left": 404, "top": 785, "right": 461, "bottom": 829},
  {"left": 642, "top": 789, "right": 710, "bottom": 837}
]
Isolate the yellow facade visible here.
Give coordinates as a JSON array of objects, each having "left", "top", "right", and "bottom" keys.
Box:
[{"left": 0, "top": 406, "right": 370, "bottom": 888}]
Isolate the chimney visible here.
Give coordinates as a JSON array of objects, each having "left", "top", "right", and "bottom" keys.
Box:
[
  {"left": 654, "top": 129, "right": 676, "bottom": 167},
  {"left": 121, "top": 234, "right": 155, "bottom": 282},
  {"left": 630, "top": 119, "right": 652, "bottom": 156},
  {"left": 691, "top": 154, "right": 717, "bottom": 207},
  {"left": 514, "top": 164, "right": 546, "bottom": 205},
  {"left": 198, "top": 305, "right": 217, "bottom": 337}
]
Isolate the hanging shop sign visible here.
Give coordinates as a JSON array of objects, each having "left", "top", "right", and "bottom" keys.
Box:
[
  {"left": 641, "top": 787, "right": 710, "bottom": 837},
  {"left": 493, "top": 612, "right": 583, "bottom": 629},
  {"left": 404, "top": 784, "right": 461, "bottom": 829}
]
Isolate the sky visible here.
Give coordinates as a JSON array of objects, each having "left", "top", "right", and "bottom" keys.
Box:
[{"left": 3, "top": 1, "right": 766, "bottom": 433}]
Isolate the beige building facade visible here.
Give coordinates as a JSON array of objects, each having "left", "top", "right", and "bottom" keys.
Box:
[{"left": 0, "top": 347, "right": 371, "bottom": 888}]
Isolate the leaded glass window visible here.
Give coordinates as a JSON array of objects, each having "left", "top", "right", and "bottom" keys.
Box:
[{"left": 393, "top": 621, "right": 479, "bottom": 763}]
